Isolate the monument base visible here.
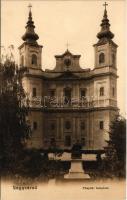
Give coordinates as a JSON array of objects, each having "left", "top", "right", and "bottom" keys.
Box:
[{"left": 64, "top": 159, "right": 90, "bottom": 179}]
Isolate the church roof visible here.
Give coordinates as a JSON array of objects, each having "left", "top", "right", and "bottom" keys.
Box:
[{"left": 55, "top": 49, "right": 81, "bottom": 58}]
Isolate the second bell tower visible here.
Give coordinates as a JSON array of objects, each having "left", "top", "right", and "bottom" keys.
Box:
[{"left": 93, "top": 2, "right": 118, "bottom": 69}]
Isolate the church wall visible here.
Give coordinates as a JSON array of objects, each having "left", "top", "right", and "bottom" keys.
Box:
[
  {"left": 43, "top": 79, "right": 94, "bottom": 104},
  {"left": 18, "top": 5, "right": 118, "bottom": 152},
  {"left": 91, "top": 110, "right": 109, "bottom": 149},
  {"left": 43, "top": 112, "right": 90, "bottom": 149},
  {"left": 22, "top": 76, "right": 43, "bottom": 98},
  {"left": 42, "top": 108, "right": 117, "bottom": 150},
  {"left": 27, "top": 110, "right": 44, "bottom": 149},
  {"left": 109, "top": 76, "right": 117, "bottom": 102}
]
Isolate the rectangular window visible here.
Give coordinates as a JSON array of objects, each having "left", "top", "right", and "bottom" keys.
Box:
[
  {"left": 80, "top": 89, "right": 87, "bottom": 98},
  {"left": 50, "top": 123, "right": 55, "bottom": 130},
  {"left": 32, "top": 88, "right": 36, "bottom": 97},
  {"left": 65, "top": 135, "right": 71, "bottom": 147},
  {"left": 80, "top": 121, "right": 85, "bottom": 130},
  {"left": 33, "top": 121, "right": 37, "bottom": 130},
  {"left": 65, "top": 121, "right": 71, "bottom": 130},
  {"left": 100, "top": 87, "right": 104, "bottom": 96},
  {"left": 49, "top": 89, "right": 55, "bottom": 97},
  {"left": 64, "top": 88, "right": 71, "bottom": 104},
  {"left": 50, "top": 138, "right": 56, "bottom": 146},
  {"left": 81, "top": 138, "right": 86, "bottom": 146},
  {"left": 99, "top": 121, "right": 104, "bottom": 129}
]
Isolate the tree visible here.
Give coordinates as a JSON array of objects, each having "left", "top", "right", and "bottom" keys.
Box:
[
  {"left": 0, "top": 52, "right": 31, "bottom": 176},
  {"left": 104, "top": 115, "right": 126, "bottom": 178}
]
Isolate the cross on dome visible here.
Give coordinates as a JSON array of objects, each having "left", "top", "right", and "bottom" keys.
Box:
[
  {"left": 28, "top": 3, "right": 32, "bottom": 12},
  {"left": 103, "top": 2, "right": 108, "bottom": 10},
  {"left": 66, "top": 42, "right": 70, "bottom": 50}
]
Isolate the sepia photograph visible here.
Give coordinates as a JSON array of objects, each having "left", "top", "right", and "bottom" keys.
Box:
[{"left": 0, "top": 0, "right": 126, "bottom": 199}]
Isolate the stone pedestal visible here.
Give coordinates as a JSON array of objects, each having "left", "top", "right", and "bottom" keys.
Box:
[{"left": 64, "top": 159, "right": 90, "bottom": 179}]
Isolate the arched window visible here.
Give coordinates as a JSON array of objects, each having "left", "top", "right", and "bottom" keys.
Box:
[
  {"left": 21, "top": 55, "right": 24, "bottom": 66},
  {"left": 100, "top": 87, "right": 104, "bottom": 96},
  {"left": 99, "top": 53, "right": 105, "bottom": 64},
  {"left": 31, "top": 54, "right": 37, "bottom": 65}
]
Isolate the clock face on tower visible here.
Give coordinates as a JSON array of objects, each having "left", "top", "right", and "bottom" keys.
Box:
[{"left": 64, "top": 58, "right": 71, "bottom": 67}]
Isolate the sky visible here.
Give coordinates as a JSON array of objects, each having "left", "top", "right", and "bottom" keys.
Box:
[{"left": 1, "top": 0, "right": 126, "bottom": 116}]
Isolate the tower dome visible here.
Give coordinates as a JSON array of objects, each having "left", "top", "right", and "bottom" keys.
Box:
[
  {"left": 97, "top": 2, "right": 114, "bottom": 44},
  {"left": 22, "top": 4, "right": 39, "bottom": 44}
]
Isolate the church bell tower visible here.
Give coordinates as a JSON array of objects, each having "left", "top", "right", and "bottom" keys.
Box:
[
  {"left": 18, "top": 5, "right": 44, "bottom": 149},
  {"left": 18, "top": 4, "right": 43, "bottom": 69},
  {"left": 94, "top": 2, "right": 118, "bottom": 69}
]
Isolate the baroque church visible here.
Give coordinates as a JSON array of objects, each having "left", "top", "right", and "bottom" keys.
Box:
[{"left": 19, "top": 4, "right": 118, "bottom": 150}]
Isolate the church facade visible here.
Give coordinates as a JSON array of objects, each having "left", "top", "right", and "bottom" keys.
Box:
[{"left": 19, "top": 5, "right": 118, "bottom": 150}]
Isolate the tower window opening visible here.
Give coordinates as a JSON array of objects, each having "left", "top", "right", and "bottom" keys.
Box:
[
  {"left": 31, "top": 54, "right": 37, "bottom": 65},
  {"left": 112, "top": 54, "right": 116, "bottom": 66},
  {"left": 99, "top": 53, "right": 105, "bottom": 64},
  {"left": 100, "top": 87, "right": 104, "bottom": 96},
  {"left": 112, "top": 87, "right": 115, "bottom": 96}
]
